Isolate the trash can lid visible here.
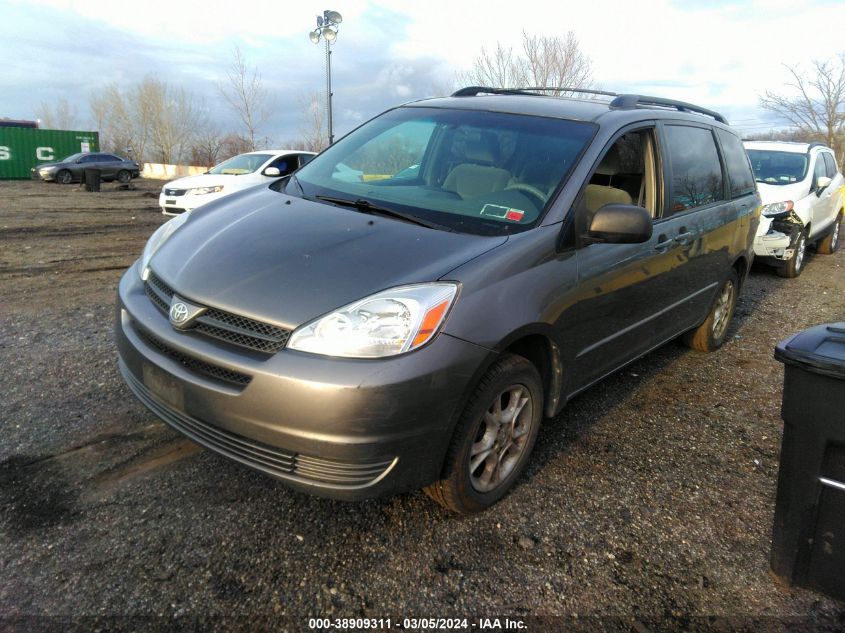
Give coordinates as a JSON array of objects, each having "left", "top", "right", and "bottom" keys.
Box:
[{"left": 774, "top": 322, "right": 845, "bottom": 379}]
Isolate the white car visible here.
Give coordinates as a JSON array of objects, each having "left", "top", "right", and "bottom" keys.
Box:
[
  {"left": 159, "top": 150, "right": 316, "bottom": 216},
  {"left": 744, "top": 141, "right": 843, "bottom": 277}
]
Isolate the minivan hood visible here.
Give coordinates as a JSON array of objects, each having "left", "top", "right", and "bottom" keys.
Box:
[
  {"left": 149, "top": 186, "right": 508, "bottom": 329},
  {"left": 756, "top": 181, "right": 809, "bottom": 205}
]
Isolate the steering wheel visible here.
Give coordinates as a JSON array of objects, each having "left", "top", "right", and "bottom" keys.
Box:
[{"left": 504, "top": 183, "right": 549, "bottom": 207}]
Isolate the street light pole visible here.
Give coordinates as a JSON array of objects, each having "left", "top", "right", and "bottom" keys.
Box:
[
  {"left": 309, "top": 10, "right": 343, "bottom": 146},
  {"left": 325, "top": 36, "right": 333, "bottom": 145}
]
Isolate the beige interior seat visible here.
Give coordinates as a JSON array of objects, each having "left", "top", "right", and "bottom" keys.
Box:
[
  {"left": 444, "top": 135, "right": 510, "bottom": 198},
  {"left": 585, "top": 147, "right": 632, "bottom": 213}
]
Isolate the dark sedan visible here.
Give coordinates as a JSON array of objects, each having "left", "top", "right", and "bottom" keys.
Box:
[{"left": 32, "top": 152, "right": 140, "bottom": 184}]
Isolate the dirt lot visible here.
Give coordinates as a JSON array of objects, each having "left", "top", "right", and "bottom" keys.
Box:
[{"left": 1, "top": 178, "right": 844, "bottom": 631}]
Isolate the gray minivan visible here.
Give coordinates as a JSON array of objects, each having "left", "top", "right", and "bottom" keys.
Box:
[{"left": 116, "top": 88, "right": 760, "bottom": 513}]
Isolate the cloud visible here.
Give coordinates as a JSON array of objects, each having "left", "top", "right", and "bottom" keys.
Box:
[{"left": 3, "top": 0, "right": 842, "bottom": 145}]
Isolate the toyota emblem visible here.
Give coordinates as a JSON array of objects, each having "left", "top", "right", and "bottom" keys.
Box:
[{"left": 169, "top": 302, "right": 189, "bottom": 324}]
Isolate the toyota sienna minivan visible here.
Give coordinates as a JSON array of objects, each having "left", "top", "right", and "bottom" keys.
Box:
[{"left": 116, "top": 87, "right": 760, "bottom": 513}]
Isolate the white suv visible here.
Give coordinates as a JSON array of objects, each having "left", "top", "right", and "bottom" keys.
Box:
[
  {"left": 744, "top": 141, "right": 843, "bottom": 277},
  {"left": 159, "top": 150, "right": 316, "bottom": 216}
]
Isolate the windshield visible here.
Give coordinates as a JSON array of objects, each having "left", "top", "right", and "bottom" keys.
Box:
[
  {"left": 61, "top": 152, "right": 85, "bottom": 163},
  {"left": 746, "top": 149, "right": 809, "bottom": 185},
  {"left": 289, "top": 106, "right": 596, "bottom": 235},
  {"left": 209, "top": 153, "right": 273, "bottom": 175}
]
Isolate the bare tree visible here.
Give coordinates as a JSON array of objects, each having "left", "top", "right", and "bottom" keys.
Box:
[
  {"left": 90, "top": 76, "right": 206, "bottom": 164},
  {"left": 297, "top": 92, "right": 328, "bottom": 152},
  {"left": 459, "top": 31, "right": 593, "bottom": 95},
  {"left": 521, "top": 32, "right": 593, "bottom": 93},
  {"left": 190, "top": 120, "right": 225, "bottom": 168},
  {"left": 218, "top": 134, "right": 254, "bottom": 162},
  {"left": 219, "top": 46, "right": 270, "bottom": 151},
  {"left": 760, "top": 54, "right": 845, "bottom": 163},
  {"left": 36, "top": 98, "right": 79, "bottom": 130},
  {"left": 142, "top": 78, "right": 203, "bottom": 164}
]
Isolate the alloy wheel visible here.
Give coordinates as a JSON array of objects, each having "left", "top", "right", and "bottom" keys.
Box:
[
  {"left": 712, "top": 279, "right": 735, "bottom": 340},
  {"left": 469, "top": 385, "right": 534, "bottom": 493},
  {"left": 794, "top": 233, "right": 806, "bottom": 272}
]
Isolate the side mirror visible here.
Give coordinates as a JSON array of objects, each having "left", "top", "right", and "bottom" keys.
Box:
[
  {"left": 263, "top": 166, "right": 283, "bottom": 177},
  {"left": 587, "top": 204, "right": 653, "bottom": 244},
  {"left": 816, "top": 175, "right": 832, "bottom": 194}
]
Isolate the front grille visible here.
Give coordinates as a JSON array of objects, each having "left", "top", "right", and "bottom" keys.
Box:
[
  {"left": 144, "top": 271, "right": 290, "bottom": 354},
  {"left": 136, "top": 327, "right": 252, "bottom": 387},
  {"left": 121, "top": 363, "right": 396, "bottom": 487},
  {"left": 163, "top": 207, "right": 188, "bottom": 215},
  {"left": 194, "top": 309, "right": 290, "bottom": 353},
  {"left": 164, "top": 188, "right": 187, "bottom": 196}
]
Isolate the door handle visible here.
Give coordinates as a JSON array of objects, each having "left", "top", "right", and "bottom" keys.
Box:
[
  {"left": 674, "top": 231, "right": 694, "bottom": 246},
  {"left": 654, "top": 236, "right": 674, "bottom": 252}
]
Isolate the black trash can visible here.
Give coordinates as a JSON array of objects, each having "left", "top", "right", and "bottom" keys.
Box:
[
  {"left": 772, "top": 322, "right": 845, "bottom": 601},
  {"left": 83, "top": 168, "right": 101, "bottom": 192}
]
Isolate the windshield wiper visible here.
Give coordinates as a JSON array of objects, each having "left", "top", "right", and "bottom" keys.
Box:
[{"left": 314, "top": 195, "right": 453, "bottom": 231}]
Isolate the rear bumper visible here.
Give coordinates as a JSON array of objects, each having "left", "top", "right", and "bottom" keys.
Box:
[{"left": 115, "top": 266, "right": 490, "bottom": 500}]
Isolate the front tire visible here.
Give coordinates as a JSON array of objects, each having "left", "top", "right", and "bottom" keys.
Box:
[
  {"left": 56, "top": 170, "right": 72, "bottom": 185},
  {"left": 818, "top": 213, "right": 841, "bottom": 255},
  {"left": 777, "top": 227, "right": 807, "bottom": 278},
  {"left": 424, "top": 354, "right": 543, "bottom": 514},
  {"left": 116, "top": 170, "right": 131, "bottom": 184},
  {"left": 683, "top": 269, "right": 739, "bottom": 352}
]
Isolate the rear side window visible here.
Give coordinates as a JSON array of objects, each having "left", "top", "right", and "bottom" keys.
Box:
[
  {"left": 664, "top": 125, "right": 725, "bottom": 215},
  {"left": 822, "top": 152, "right": 838, "bottom": 178},
  {"left": 716, "top": 129, "right": 755, "bottom": 198}
]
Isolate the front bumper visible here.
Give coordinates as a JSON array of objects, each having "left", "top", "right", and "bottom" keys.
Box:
[
  {"left": 753, "top": 215, "right": 802, "bottom": 260},
  {"left": 159, "top": 190, "right": 228, "bottom": 216},
  {"left": 31, "top": 169, "right": 55, "bottom": 181},
  {"left": 115, "top": 266, "right": 490, "bottom": 500},
  {"left": 159, "top": 191, "right": 194, "bottom": 216}
]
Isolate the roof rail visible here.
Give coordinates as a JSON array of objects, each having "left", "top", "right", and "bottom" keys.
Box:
[
  {"left": 450, "top": 86, "right": 728, "bottom": 124},
  {"left": 452, "top": 86, "right": 619, "bottom": 98},
  {"left": 513, "top": 87, "right": 620, "bottom": 98},
  {"left": 609, "top": 94, "right": 727, "bottom": 124},
  {"left": 451, "top": 86, "right": 534, "bottom": 97},
  {"left": 808, "top": 142, "right": 829, "bottom": 151}
]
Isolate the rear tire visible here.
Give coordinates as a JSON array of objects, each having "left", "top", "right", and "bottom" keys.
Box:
[
  {"left": 817, "top": 213, "right": 841, "bottom": 255},
  {"left": 424, "top": 353, "right": 543, "bottom": 514},
  {"left": 683, "top": 269, "right": 739, "bottom": 352},
  {"left": 776, "top": 227, "right": 807, "bottom": 278},
  {"left": 56, "top": 170, "right": 72, "bottom": 185},
  {"left": 117, "top": 170, "right": 131, "bottom": 184}
]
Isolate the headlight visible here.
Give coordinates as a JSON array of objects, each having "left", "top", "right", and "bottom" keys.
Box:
[
  {"left": 137, "top": 213, "right": 190, "bottom": 279},
  {"left": 761, "top": 200, "right": 793, "bottom": 217},
  {"left": 288, "top": 283, "right": 459, "bottom": 358},
  {"left": 189, "top": 186, "right": 224, "bottom": 195}
]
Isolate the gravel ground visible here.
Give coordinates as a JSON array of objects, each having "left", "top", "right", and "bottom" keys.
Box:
[{"left": 1, "top": 179, "right": 844, "bottom": 631}]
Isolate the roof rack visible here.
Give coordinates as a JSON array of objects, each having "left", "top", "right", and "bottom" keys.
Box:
[
  {"left": 450, "top": 86, "right": 727, "bottom": 124},
  {"left": 608, "top": 94, "right": 726, "bottom": 124}
]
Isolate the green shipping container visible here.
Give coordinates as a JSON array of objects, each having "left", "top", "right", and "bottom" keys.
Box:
[{"left": 0, "top": 128, "right": 100, "bottom": 179}]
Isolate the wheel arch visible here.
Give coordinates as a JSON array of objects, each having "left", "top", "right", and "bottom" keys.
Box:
[{"left": 495, "top": 326, "right": 563, "bottom": 418}]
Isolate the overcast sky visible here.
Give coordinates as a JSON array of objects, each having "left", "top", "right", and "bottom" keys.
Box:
[{"left": 2, "top": 0, "right": 843, "bottom": 144}]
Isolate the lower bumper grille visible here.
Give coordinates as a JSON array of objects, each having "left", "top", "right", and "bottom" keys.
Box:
[
  {"left": 120, "top": 362, "right": 396, "bottom": 487},
  {"left": 136, "top": 326, "right": 252, "bottom": 388}
]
